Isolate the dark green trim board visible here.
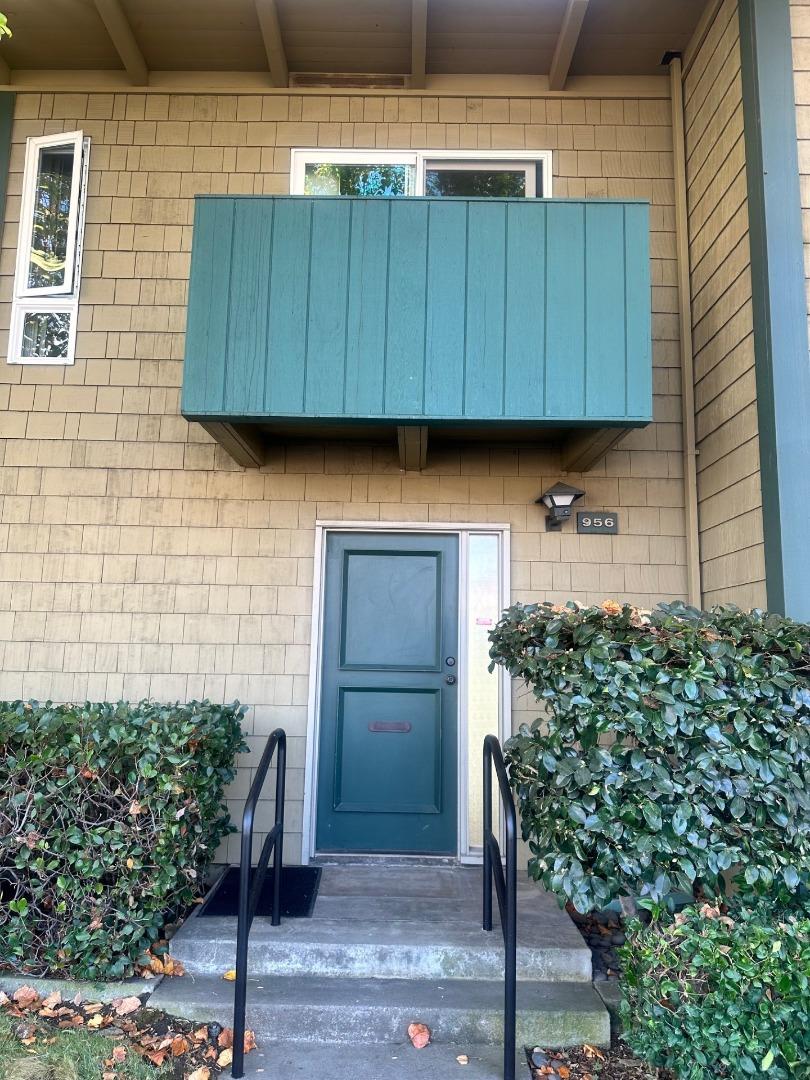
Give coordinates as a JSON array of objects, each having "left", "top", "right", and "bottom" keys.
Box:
[
  {"left": 739, "top": 0, "right": 810, "bottom": 619},
  {"left": 0, "top": 92, "right": 15, "bottom": 227}
]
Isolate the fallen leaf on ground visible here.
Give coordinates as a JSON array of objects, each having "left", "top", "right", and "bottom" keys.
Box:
[
  {"left": 243, "top": 1030, "right": 257, "bottom": 1052},
  {"left": 217, "top": 1048, "right": 233, "bottom": 1068},
  {"left": 112, "top": 1046, "right": 127, "bottom": 1063},
  {"left": 87, "top": 1014, "right": 105, "bottom": 1029},
  {"left": 408, "top": 1022, "right": 431, "bottom": 1049},
  {"left": 171, "top": 1035, "right": 189, "bottom": 1057},
  {"left": 217, "top": 1028, "right": 234, "bottom": 1049},
  {"left": 188, "top": 1069, "right": 211, "bottom": 1080},
  {"left": 41, "top": 992, "right": 62, "bottom": 1010},
  {"left": 84, "top": 1003, "right": 104, "bottom": 1015},
  {"left": 114, "top": 996, "right": 141, "bottom": 1016},
  {"left": 222, "top": 969, "right": 237, "bottom": 981},
  {"left": 12, "top": 987, "right": 40, "bottom": 1009},
  {"left": 583, "top": 1045, "right": 605, "bottom": 1061},
  {"left": 457, "top": 1054, "right": 469, "bottom": 1065}
]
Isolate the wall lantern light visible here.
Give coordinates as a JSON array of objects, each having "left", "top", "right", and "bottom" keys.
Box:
[{"left": 536, "top": 482, "right": 585, "bottom": 530}]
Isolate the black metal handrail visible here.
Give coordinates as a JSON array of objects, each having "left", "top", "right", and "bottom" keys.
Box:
[
  {"left": 483, "top": 734, "right": 518, "bottom": 1080},
  {"left": 232, "top": 728, "right": 286, "bottom": 1079}
]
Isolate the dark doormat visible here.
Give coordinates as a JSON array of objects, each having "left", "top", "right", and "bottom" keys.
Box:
[{"left": 198, "top": 865, "right": 322, "bottom": 919}]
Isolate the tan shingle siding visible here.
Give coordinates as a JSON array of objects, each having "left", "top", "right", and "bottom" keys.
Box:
[{"left": 685, "top": 0, "right": 766, "bottom": 609}]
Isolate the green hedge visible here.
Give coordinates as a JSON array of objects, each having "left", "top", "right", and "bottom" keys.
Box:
[
  {"left": 488, "top": 601, "right": 810, "bottom": 912},
  {"left": 620, "top": 893, "right": 810, "bottom": 1079},
  {"left": 0, "top": 700, "right": 246, "bottom": 979}
]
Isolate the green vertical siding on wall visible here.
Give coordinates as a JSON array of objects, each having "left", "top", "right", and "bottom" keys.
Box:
[{"left": 182, "top": 196, "right": 653, "bottom": 426}]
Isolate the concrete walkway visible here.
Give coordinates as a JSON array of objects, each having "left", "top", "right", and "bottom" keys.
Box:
[{"left": 234, "top": 1042, "right": 523, "bottom": 1079}]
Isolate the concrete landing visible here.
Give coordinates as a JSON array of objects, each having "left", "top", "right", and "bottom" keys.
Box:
[
  {"left": 232, "top": 1042, "right": 524, "bottom": 1080},
  {"left": 168, "top": 865, "right": 592, "bottom": 983}
]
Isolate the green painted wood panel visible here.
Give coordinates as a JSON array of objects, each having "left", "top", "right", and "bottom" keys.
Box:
[{"left": 182, "top": 196, "right": 652, "bottom": 426}]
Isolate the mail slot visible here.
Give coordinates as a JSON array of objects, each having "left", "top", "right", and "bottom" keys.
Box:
[{"left": 368, "top": 721, "right": 412, "bottom": 733}]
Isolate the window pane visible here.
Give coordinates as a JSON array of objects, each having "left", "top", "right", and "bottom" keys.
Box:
[
  {"left": 425, "top": 169, "right": 527, "bottom": 197},
  {"left": 27, "top": 142, "right": 75, "bottom": 290},
  {"left": 20, "top": 311, "right": 71, "bottom": 359},
  {"left": 304, "top": 162, "right": 414, "bottom": 196}
]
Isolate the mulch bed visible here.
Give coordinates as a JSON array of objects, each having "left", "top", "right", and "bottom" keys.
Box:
[
  {"left": 0, "top": 984, "right": 256, "bottom": 1079},
  {"left": 527, "top": 1037, "right": 671, "bottom": 1080}
]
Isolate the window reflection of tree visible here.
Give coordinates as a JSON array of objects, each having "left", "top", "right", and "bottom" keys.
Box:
[
  {"left": 305, "top": 163, "right": 409, "bottom": 197},
  {"left": 22, "top": 312, "right": 70, "bottom": 358},
  {"left": 28, "top": 147, "right": 73, "bottom": 289}
]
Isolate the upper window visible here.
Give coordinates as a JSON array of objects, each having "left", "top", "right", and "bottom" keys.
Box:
[
  {"left": 8, "top": 131, "right": 90, "bottom": 366},
  {"left": 291, "top": 150, "right": 551, "bottom": 198}
]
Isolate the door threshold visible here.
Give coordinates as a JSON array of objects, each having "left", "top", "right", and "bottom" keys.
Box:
[{"left": 311, "top": 853, "right": 461, "bottom": 867}]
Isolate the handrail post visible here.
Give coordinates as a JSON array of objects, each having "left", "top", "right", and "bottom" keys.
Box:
[
  {"left": 482, "top": 734, "right": 517, "bottom": 1080},
  {"left": 231, "top": 729, "right": 286, "bottom": 1080},
  {"left": 231, "top": 799, "right": 254, "bottom": 1079},
  {"left": 483, "top": 737, "right": 493, "bottom": 932},
  {"left": 271, "top": 734, "right": 286, "bottom": 927},
  {"left": 504, "top": 781, "right": 518, "bottom": 1080}
]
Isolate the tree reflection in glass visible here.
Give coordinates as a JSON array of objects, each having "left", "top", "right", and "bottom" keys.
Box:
[
  {"left": 425, "top": 169, "right": 526, "bottom": 197},
  {"left": 304, "top": 163, "right": 412, "bottom": 196},
  {"left": 27, "top": 144, "right": 74, "bottom": 290},
  {"left": 21, "top": 311, "right": 70, "bottom": 359}
]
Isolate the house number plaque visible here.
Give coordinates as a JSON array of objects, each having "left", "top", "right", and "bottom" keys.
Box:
[{"left": 577, "top": 511, "right": 619, "bottom": 534}]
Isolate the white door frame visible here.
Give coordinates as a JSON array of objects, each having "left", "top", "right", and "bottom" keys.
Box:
[{"left": 301, "top": 520, "right": 511, "bottom": 865}]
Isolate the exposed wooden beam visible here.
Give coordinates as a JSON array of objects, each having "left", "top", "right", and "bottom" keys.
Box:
[
  {"left": 397, "top": 425, "right": 428, "bottom": 471},
  {"left": 548, "top": 0, "right": 589, "bottom": 91},
  {"left": 199, "top": 422, "right": 266, "bottom": 469},
  {"left": 255, "top": 0, "right": 289, "bottom": 88},
  {"left": 561, "top": 428, "right": 629, "bottom": 473},
  {"left": 93, "top": 0, "right": 148, "bottom": 85},
  {"left": 411, "top": 0, "right": 428, "bottom": 90}
]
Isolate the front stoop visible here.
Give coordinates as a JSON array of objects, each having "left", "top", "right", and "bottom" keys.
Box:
[{"left": 152, "top": 865, "right": 609, "bottom": 1061}]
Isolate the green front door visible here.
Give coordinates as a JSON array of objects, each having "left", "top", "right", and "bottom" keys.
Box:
[{"left": 316, "top": 532, "right": 459, "bottom": 854}]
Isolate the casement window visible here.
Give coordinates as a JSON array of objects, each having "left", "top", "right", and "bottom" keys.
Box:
[
  {"left": 290, "top": 149, "right": 552, "bottom": 198},
  {"left": 8, "top": 131, "right": 90, "bottom": 365}
]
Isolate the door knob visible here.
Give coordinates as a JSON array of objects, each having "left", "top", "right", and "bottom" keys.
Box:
[{"left": 444, "top": 675, "right": 457, "bottom": 685}]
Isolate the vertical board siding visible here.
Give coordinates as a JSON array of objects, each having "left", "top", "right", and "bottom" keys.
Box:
[
  {"left": 182, "top": 196, "right": 652, "bottom": 425},
  {"left": 684, "top": 0, "right": 767, "bottom": 609}
]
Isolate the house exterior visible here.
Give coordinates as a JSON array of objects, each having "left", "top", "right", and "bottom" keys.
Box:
[{"left": 0, "top": 0, "right": 808, "bottom": 865}]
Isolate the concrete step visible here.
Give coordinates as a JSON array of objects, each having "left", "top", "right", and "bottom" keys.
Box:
[
  {"left": 229, "top": 1041, "right": 525, "bottom": 1080},
  {"left": 169, "top": 914, "right": 591, "bottom": 983},
  {"left": 150, "top": 973, "right": 610, "bottom": 1048}
]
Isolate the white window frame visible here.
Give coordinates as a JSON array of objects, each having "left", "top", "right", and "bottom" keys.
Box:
[
  {"left": 290, "top": 148, "right": 553, "bottom": 198},
  {"left": 8, "top": 130, "right": 90, "bottom": 366}
]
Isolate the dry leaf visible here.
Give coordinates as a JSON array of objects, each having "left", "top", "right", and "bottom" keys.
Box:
[
  {"left": 12, "top": 987, "right": 40, "bottom": 1009},
  {"left": 0, "top": 991, "right": 11, "bottom": 1007},
  {"left": 84, "top": 1003, "right": 104, "bottom": 1015},
  {"left": 171, "top": 1035, "right": 189, "bottom": 1057},
  {"left": 193, "top": 1026, "right": 208, "bottom": 1043},
  {"left": 41, "top": 992, "right": 61, "bottom": 1010},
  {"left": 112, "top": 1046, "right": 127, "bottom": 1063},
  {"left": 583, "top": 1045, "right": 605, "bottom": 1061},
  {"left": 457, "top": 1054, "right": 469, "bottom": 1065},
  {"left": 218, "top": 1028, "right": 234, "bottom": 1049},
  {"left": 87, "top": 1014, "right": 105, "bottom": 1029},
  {"left": 129, "top": 800, "right": 143, "bottom": 815},
  {"left": 102, "top": 1073, "right": 116, "bottom": 1080},
  {"left": 113, "top": 996, "right": 141, "bottom": 1017},
  {"left": 407, "top": 1022, "right": 431, "bottom": 1049},
  {"left": 559, "top": 1067, "right": 571, "bottom": 1079},
  {"left": 243, "top": 1030, "right": 257, "bottom": 1053},
  {"left": 188, "top": 1069, "right": 211, "bottom": 1080},
  {"left": 222, "top": 969, "right": 237, "bottom": 982},
  {"left": 217, "top": 1048, "right": 234, "bottom": 1068}
]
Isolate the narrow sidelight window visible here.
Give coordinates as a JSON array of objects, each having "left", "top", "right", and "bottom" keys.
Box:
[{"left": 8, "top": 131, "right": 90, "bottom": 365}]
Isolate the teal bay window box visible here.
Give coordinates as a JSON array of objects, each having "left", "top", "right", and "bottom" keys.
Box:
[{"left": 181, "top": 196, "right": 652, "bottom": 470}]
